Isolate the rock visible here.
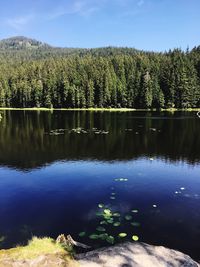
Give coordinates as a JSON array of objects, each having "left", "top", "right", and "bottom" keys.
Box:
[{"left": 75, "top": 242, "right": 199, "bottom": 267}]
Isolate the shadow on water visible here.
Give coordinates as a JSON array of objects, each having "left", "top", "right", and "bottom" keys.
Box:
[{"left": 0, "top": 110, "right": 200, "bottom": 169}]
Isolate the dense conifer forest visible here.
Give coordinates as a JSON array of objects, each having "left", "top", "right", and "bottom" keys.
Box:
[{"left": 0, "top": 37, "right": 200, "bottom": 109}]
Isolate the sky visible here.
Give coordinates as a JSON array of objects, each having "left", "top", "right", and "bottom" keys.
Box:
[{"left": 0, "top": 0, "right": 199, "bottom": 51}]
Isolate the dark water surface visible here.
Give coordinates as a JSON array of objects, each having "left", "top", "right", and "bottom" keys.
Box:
[{"left": 0, "top": 110, "right": 200, "bottom": 260}]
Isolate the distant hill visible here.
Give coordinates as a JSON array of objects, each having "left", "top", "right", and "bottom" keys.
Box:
[
  {"left": 0, "top": 36, "right": 52, "bottom": 50},
  {"left": 0, "top": 36, "right": 140, "bottom": 60}
]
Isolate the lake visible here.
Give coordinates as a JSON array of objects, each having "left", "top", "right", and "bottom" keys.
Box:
[{"left": 0, "top": 110, "right": 200, "bottom": 260}]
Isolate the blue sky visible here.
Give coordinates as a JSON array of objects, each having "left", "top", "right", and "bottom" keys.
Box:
[{"left": 0, "top": 0, "right": 199, "bottom": 51}]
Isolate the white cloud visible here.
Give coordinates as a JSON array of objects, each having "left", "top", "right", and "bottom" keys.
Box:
[
  {"left": 5, "top": 14, "right": 34, "bottom": 30},
  {"left": 48, "top": 0, "right": 99, "bottom": 20}
]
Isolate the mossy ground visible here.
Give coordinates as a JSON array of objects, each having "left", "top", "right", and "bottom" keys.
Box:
[{"left": 0, "top": 237, "right": 76, "bottom": 266}]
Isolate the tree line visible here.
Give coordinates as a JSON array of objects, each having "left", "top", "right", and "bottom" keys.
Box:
[{"left": 0, "top": 46, "right": 200, "bottom": 108}]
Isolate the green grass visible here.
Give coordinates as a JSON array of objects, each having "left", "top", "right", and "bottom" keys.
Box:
[
  {"left": 0, "top": 107, "right": 200, "bottom": 112},
  {"left": 0, "top": 237, "right": 71, "bottom": 260}
]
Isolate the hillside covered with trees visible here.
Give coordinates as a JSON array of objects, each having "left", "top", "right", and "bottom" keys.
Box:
[{"left": 0, "top": 37, "right": 200, "bottom": 109}]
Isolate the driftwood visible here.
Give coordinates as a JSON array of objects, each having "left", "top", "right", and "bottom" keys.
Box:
[{"left": 56, "top": 234, "right": 91, "bottom": 249}]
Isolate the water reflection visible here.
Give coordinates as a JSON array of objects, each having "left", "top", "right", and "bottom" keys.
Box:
[{"left": 0, "top": 111, "right": 200, "bottom": 169}]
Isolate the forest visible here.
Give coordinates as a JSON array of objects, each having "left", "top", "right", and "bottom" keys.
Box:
[{"left": 0, "top": 37, "right": 200, "bottom": 109}]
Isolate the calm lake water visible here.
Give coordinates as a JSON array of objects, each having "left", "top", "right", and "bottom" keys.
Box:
[{"left": 0, "top": 110, "right": 200, "bottom": 260}]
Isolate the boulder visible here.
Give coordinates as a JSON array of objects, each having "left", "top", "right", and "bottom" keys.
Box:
[{"left": 76, "top": 242, "right": 199, "bottom": 267}]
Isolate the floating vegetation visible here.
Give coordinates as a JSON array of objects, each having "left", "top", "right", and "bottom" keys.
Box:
[
  {"left": 96, "top": 226, "right": 106, "bottom": 232},
  {"left": 70, "top": 128, "right": 88, "bottom": 134},
  {"left": 131, "top": 209, "right": 138, "bottom": 213},
  {"left": 96, "top": 211, "right": 103, "bottom": 217},
  {"left": 99, "top": 233, "right": 108, "bottom": 240},
  {"left": 149, "top": 158, "right": 154, "bottom": 161},
  {"left": 131, "top": 222, "right": 140, "bottom": 227},
  {"left": 79, "top": 232, "right": 86, "bottom": 237},
  {"left": 104, "top": 209, "right": 112, "bottom": 216},
  {"left": 106, "top": 235, "right": 115, "bottom": 244},
  {"left": 113, "top": 212, "right": 120, "bottom": 217},
  {"left": 86, "top": 182, "right": 142, "bottom": 246},
  {"left": 89, "top": 234, "right": 99, "bottom": 240},
  {"left": 180, "top": 187, "right": 185, "bottom": 190},
  {"left": 132, "top": 235, "right": 139, "bottom": 241},
  {"left": 93, "top": 130, "right": 109, "bottom": 135},
  {"left": 125, "top": 215, "right": 132, "bottom": 221},
  {"left": 49, "top": 129, "right": 65, "bottom": 135},
  {"left": 114, "top": 178, "right": 128, "bottom": 182},
  {"left": 100, "top": 220, "right": 108, "bottom": 225},
  {"left": 118, "top": 233, "right": 127, "bottom": 238},
  {"left": 0, "top": 236, "right": 5, "bottom": 243},
  {"left": 149, "top": 128, "right": 156, "bottom": 132},
  {"left": 152, "top": 204, "right": 157, "bottom": 208}
]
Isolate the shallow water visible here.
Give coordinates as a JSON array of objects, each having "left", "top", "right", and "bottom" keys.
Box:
[{"left": 0, "top": 110, "right": 200, "bottom": 260}]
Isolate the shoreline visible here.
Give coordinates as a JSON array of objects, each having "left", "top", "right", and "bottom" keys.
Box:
[{"left": 0, "top": 107, "right": 200, "bottom": 112}]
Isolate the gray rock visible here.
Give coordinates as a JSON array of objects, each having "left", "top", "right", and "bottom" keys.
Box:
[{"left": 76, "top": 242, "right": 199, "bottom": 267}]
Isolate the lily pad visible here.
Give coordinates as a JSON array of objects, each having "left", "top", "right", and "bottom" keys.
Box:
[
  {"left": 111, "top": 192, "right": 116, "bottom": 196},
  {"left": 115, "top": 178, "right": 128, "bottom": 182},
  {"left": 0, "top": 236, "right": 5, "bottom": 243},
  {"left": 132, "top": 235, "right": 139, "bottom": 241},
  {"left": 125, "top": 215, "right": 132, "bottom": 221},
  {"left": 131, "top": 209, "right": 138, "bottom": 213},
  {"left": 113, "top": 222, "right": 121, "bottom": 227},
  {"left": 96, "top": 226, "right": 106, "bottom": 232},
  {"left": 113, "top": 212, "right": 120, "bottom": 217},
  {"left": 110, "top": 196, "right": 115, "bottom": 200},
  {"left": 98, "top": 204, "right": 104, "bottom": 208},
  {"left": 99, "top": 233, "right": 109, "bottom": 240},
  {"left": 89, "top": 234, "right": 99, "bottom": 240},
  {"left": 100, "top": 220, "right": 108, "bottom": 225},
  {"left": 131, "top": 222, "right": 140, "bottom": 227},
  {"left": 118, "top": 233, "right": 127, "bottom": 238},
  {"left": 106, "top": 235, "right": 115, "bottom": 244},
  {"left": 96, "top": 211, "right": 102, "bottom": 217},
  {"left": 79, "top": 232, "right": 86, "bottom": 237},
  {"left": 107, "top": 219, "right": 114, "bottom": 224},
  {"left": 104, "top": 209, "right": 112, "bottom": 215}
]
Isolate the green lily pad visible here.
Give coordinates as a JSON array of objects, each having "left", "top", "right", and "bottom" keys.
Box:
[
  {"left": 96, "top": 211, "right": 102, "bottom": 217},
  {"left": 132, "top": 235, "right": 139, "bottom": 241},
  {"left": 125, "top": 215, "right": 132, "bottom": 221},
  {"left": 99, "top": 233, "right": 109, "bottom": 240},
  {"left": 131, "top": 209, "right": 138, "bottom": 213},
  {"left": 89, "top": 234, "right": 99, "bottom": 240},
  {"left": 104, "top": 209, "right": 112, "bottom": 215},
  {"left": 111, "top": 192, "right": 116, "bottom": 196},
  {"left": 100, "top": 220, "right": 108, "bottom": 225},
  {"left": 0, "top": 236, "right": 5, "bottom": 243},
  {"left": 118, "top": 233, "right": 127, "bottom": 238},
  {"left": 131, "top": 222, "right": 140, "bottom": 227},
  {"left": 115, "top": 178, "right": 128, "bottom": 182},
  {"left": 110, "top": 196, "right": 115, "bottom": 200},
  {"left": 96, "top": 226, "right": 106, "bottom": 232},
  {"left": 113, "top": 212, "right": 120, "bottom": 217},
  {"left": 113, "top": 222, "right": 121, "bottom": 227},
  {"left": 107, "top": 219, "right": 114, "bottom": 224},
  {"left": 78, "top": 232, "right": 86, "bottom": 237},
  {"left": 98, "top": 204, "right": 104, "bottom": 208},
  {"left": 106, "top": 235, "right": 115, "bottom": 244}
]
